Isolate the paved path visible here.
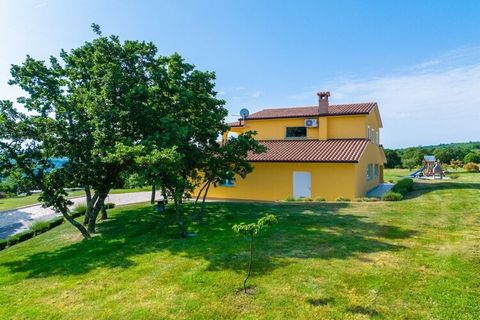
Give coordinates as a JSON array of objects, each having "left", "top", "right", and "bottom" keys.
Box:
[
  {"left": 0, "top": 191, "right": 162, "bottom": 239},
  {"left": 366, "top": 183, "right": 394, "bottom": 198}
]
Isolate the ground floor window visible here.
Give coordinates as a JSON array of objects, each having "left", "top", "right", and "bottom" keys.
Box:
[
  {"left": 220, "top": 172, "right": 235, "bottom": 186},
  {"left": 374, "top": 164, "right": 379, "bottom": 178},
  {"left": 367, "top": 164, "right": 373, "bottom": 181}
]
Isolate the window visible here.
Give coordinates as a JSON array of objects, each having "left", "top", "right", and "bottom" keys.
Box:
[
  {"left": 220, "top": 171, "right": 235, "bottom": 186},
  {"left": 374, "top": 164, "right": 379, "bottom": 178},
  {"left": 376, "top": 131, "right": 380, "bottom": 144},
  {"left": 367, "top": 164, "right": 373, "bottom": 181},
  {"left": 367, "top": 125, "right": 371, "bottom": 140},
  {"left": 286, "top": 126, "right": 307, "bottom": 138}
]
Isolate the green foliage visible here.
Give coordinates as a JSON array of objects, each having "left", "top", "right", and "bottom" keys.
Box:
[
  {"left": 448, "top": 173, "right": 459, "bottom": 179},
  {"left": 31, "top": 221, "right": 50, "bottom": 235},
  {"left": 0, "top": 239, "right": 7, "bottom": 251},
  {"left": 463, "top": 162, "right": 479, "bottom": 172},
  {"left": 391, "top": 178, "right": 414, "bottom": 195},
  {"left": 72, "top": 204, "right": 87, "bottom": 216},
  {"left": 384, "top": 149, "right": 401, "bottom": 168},
  {"left": 335, "top": 196, "right": 351, "bottom": 202},
  {"left": 381, "top": 191, "right": 403, "bottom": 201},
  {"left": 463, "top": 152, "right": 480, "bottom": 164},
  {"left": 232, "top": 214, "right": 278, "bottom": 237},
  {"left": 285, "top": 196, "right": 296, "bottom": 202},
  {"left": 104, "top": 203, "right": 116, "bottom": 209},
  {"left": 48, "top": 217, "right": 64, "bottom": 229},
  {"left": 314, "top": 196, "right": 326, "bottom": 202}
]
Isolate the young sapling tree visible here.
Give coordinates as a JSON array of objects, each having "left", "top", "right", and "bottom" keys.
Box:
[{"left": 232, "top": 214, "right": 278, "bottom": 293}]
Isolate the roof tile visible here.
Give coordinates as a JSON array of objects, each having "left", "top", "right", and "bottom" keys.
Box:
[
  {"left": 248, "top": 139, "right": 369, "bottom": 163},
  {"left": 246, "top": 103, "right": 377, "bottom": 120}
]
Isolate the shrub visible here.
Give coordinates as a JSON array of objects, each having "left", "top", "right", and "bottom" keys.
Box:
[
  {"left": 335, "top": 196, "right": 351, "bottom": 202},
  {"left": 381, "top": 191, "right": 403, "bottom": 201},
  {"left": 285, "top": 196, "right": 296, "bottom": 202},
  {"left": 72, "top": 204, "right": 87, "bottom": 217},
  {"left": 48, "top": 217, "right": 64, "bottom": 228},
  {"left": 6, "top": 235, "right": 20, "bottom": 246},
  {"left": 448, "top": 173, "right": 460, "bottom": 180},
  {"left": 31, "top": 221, "right": 50, "bottom": 235},
  {"left": 463, "top": 152, "right": 480, "bottom": 164},
  {"left": 301, "top": 197, "right": 313, "bottom": 202},
  {"left": 16, "top": 230, "right": 34, "bottom": 242},
  {"left": 0, "top": 239, "right": 7, "bottom": 251},
  {"left": 0, "top": 192, "right": 7, "bottom": 199},
  {"left": 464, "top": 162, "right": 479, "bottom": 172},
  {"left": 314, "top": 196, "right": 326, "bottom": 202},
  {"left": 104, "top": 202, "right": 116, "bottom": 209},
  {"left": 392, "top": 178, "right": 414, "bottom": 195}
]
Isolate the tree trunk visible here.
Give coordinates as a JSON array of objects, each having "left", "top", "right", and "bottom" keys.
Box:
[
  {"left": 198, "top": 182, "right": 211, "bottom": 223},
  {"left": 161, "top": 185, "right": 168, "bottom": 203},
  {"left": 150, "top": 184, "right": 156, "bottom": 204},
  {"left": 87, "top": 194, "right": 107, "bottom": 233},
  {"left": 84, "top": 191, "right": 98, "bottom": 226},
  {"left": 173, "top": 194, "right": 186, "bottom": 238},
  {"left": 100, "top": 205, "right": 107, "bottom": 220},
  {"left": 194, "top": 181, "right": 209, "bottom": 211},
  {"left": 243, "top": 235, "right": 254, "bottom": 293},
  {"left": 83, "top": 186, "right": 92, "bottom": 226},
  {"left": 61, "top": 210, "right": 91, "bottom": 239}
]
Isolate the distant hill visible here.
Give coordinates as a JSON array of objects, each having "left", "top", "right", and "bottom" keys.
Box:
[{"left": 395, "top": 141, "right": 480, "bottom": 151}]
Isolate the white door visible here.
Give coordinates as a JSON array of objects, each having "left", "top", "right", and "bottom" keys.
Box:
[{"left": 293, "top": 172, "right": 311, "bottom": 198}]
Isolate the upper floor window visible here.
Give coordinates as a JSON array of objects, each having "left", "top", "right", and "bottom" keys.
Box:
[
  {"left": 286, "top": 126, "right": 307, "bottom": 138},
  {"left": 367, "top": 125, "right": 371, "bottom": 140}
]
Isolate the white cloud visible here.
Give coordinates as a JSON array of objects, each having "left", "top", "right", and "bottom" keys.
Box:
[
  {"left": 289, "top": 47, "right": 480, "bottom": 148},
  {"left": 34, "top": 1, "right": 48, "bottom": 8},
  {"left": 250, "top": 91, "right": 261, "bottom": 98}
]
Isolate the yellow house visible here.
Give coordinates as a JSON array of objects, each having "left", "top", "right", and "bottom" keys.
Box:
[{"left": 204, "top": 91, "right": 386, "bottom": 201}]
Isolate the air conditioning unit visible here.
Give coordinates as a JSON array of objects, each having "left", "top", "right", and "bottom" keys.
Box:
[{"left": 304, "top": 119, "right": 318, "bottom": 127}]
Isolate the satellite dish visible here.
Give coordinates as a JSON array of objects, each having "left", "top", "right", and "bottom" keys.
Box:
[{"left": 239, "top": 108, "right": 250, "bottom": 119}]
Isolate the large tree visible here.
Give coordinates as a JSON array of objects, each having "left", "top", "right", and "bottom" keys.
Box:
[{"left": 0, "top": 25, "right": 169, "bottom": 237}]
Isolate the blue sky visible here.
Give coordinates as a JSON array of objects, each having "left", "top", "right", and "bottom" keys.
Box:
[{"left": 1, "top": 0, "right": 480, "bottom": 148}]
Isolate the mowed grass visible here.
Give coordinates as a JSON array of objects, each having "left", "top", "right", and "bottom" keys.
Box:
[
  {"left": 0, "top": 187, "right": 151, "bottom": 212},
  {"left": 0, "top": 172, "right": 479, "bottom": 319}
]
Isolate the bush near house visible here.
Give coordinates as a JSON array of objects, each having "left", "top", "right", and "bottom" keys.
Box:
[
  {"left": 381, "top": 191, "right": 403, "bottom": 201},
  {"left": 391, "top": 178, "right": 414, "bottom": 195},
  {"left": 335, "top": 196, "right": 351, "bottom": 202}
]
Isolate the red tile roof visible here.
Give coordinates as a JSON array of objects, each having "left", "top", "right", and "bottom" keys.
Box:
[
  {"left": 248, "top": 139, "right": 369, "bottom": 163},
  {"left": 246, "top": 103, "right": 377, "bottom": 120},
  {"left": 228, "top": 121, "right": 243, "bottom": 127}
]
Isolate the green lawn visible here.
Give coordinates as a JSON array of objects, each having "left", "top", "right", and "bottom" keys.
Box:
[
  {"left": 0, "top": 172, "right": 479, "bottom": 319},
  {"left": 383, "top": 168, "right": 411, "bottom": 182},
  {"left": 0, "top": 187, "right": 151, "bottom": 212}
]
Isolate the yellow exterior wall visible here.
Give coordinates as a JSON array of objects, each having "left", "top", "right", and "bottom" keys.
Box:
[
  {"left": 354, "top": 142, "right": 385, "bottom": 197},
  {"left": 238, "top": 118, "right": 320, "bottom": 140},
  {"left": 220, "top": 106, "right": 385, "bottom": 201},
  {"left": 326, "top": 115, "right": 367, "bottom": 139},
  {"left": 231, "top": 111, "right": 381, "bottom": 141},
  {"left": 201, "top": 162, "right": 357, "bottom": 201}
]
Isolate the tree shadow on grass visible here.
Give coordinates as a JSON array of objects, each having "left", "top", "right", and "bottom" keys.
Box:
[
  {"left": 405, "top": 180, "right": 480, "bottom": 199},
  {"left": 1, "top": 202, "right": 417, "bottom": 279}
]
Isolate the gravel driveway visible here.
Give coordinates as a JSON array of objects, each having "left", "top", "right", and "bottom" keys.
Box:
[{"left": 0, "top": 191, "right": 162, "bottom": 239}]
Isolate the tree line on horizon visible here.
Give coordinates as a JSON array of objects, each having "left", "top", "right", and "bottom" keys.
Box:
[{"left": 385, "top": 141, "right": 480, "bottom": 171}]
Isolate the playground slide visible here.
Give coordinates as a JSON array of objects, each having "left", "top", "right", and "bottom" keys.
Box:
[{"left": 409, "top": 166, "right": 425, "bottom": 177}]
